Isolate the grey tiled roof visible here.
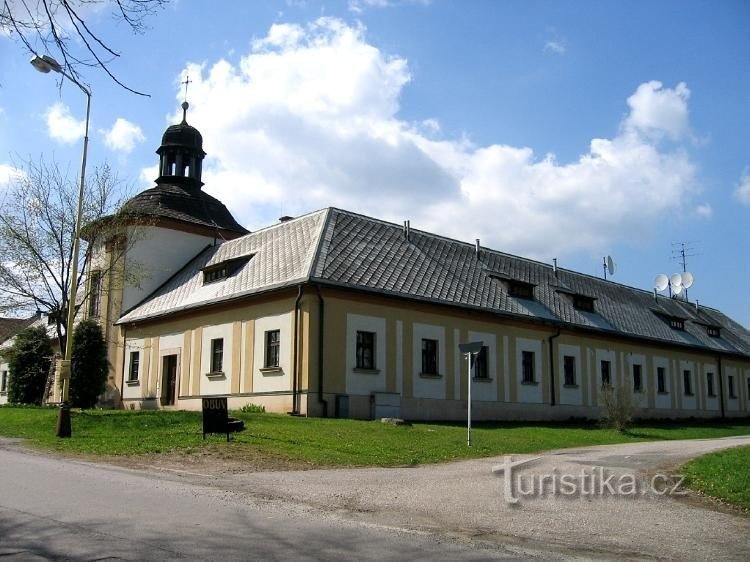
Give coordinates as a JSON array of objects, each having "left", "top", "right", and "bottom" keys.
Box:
[{"left": 119, "top": 207, "right": 750, "bottom": 358}]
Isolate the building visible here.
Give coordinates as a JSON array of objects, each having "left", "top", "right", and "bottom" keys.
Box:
[{"left": 81, "top": 105, "right": 750, "bottom": 421}]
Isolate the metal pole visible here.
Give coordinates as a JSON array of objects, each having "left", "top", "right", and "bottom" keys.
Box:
[{"left": 467, "top": 353, "right": 472, "bottom": 447}]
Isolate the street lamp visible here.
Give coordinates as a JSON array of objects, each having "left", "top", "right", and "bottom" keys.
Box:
[
  {"left": 458, "top": 341, "right": 483, "bottom": 447},
  {"left": 31, "top": 54, "right": 91, "bottom": 438}
]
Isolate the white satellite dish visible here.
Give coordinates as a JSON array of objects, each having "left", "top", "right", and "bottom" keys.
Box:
[
  {"left": 606, "top": 255, "right": 616, "bottom": 276},
  {"left": 672, "top": 283, "right": 683, "bottom": 295},
  {"left": 682, "top": 271, "right": 694, "bottom": 288},
  {"left": 654, "top": 274, "right": 669, "bottom": 292},
  {"left": 670, "top": 273, "right": 683, "bottom": 288}
]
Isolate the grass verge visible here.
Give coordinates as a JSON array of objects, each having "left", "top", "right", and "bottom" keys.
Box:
[
  {"left": 0, "top": 405, "right": 749, "bottom": 468},
  {"left": 682, "top": 445, "right": 750, "bottom": 510}
]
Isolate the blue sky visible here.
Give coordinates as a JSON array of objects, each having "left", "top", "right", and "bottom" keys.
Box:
[{"left": 1, "top": 0, "right": 749, "bottom": 326}]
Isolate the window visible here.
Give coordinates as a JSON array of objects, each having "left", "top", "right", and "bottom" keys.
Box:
[
  {"left": 202, "top": 255, "right": 253, "bottom": 285},
  {"left": 128, "top": 351, "right": 140, "bottom": 382},
  {"left": 573, "top": 295, "right": 595, "bottom": 313},
  {"left": 210, "top": 338, "right": 224, "bottom": 373},
  {"left": 600, "top": 360, "right": 611, "bottom": 387},
  {"left": 355, "top": 331, "right": 376, "bottom": 370},
  {"left": 728, "top": 375, "right": 736, "bottom": 399},
  {"left": 203, "top": 265, "right": 229, "bottom": 284},
  {"left": 88, "top": 270, "right": 102, "bottom": 317},
  {"left": 421, "top": 338, "right": 438, "bottom": 375},
  {"left": 0, "top": 370, "right": 7, "bottom": 393},
  {"left": 473, "top": 346, "right": 489, "bottom": 379},
  {"left": 706, "top": 326, "right": 720, "bottom": 338},
  {"left": 563, "top": 355, "right": 576, "bottom": 386},
  {"left": 669, "top": 318, "right": 685, "bottom": 331},
  {"left": 706, "top": 372, "right": 715, "bottom": 397},
  {"left": 508, "top": 281, "right": 534, "bottom": 300},
  {"left": 522, "top": 351, "right": 535, "bottom": 384},
  {"left": 633, "top": 364, "right": 643, "bottom": 392},
  {"left": 657, "top": 367, "right": 667, "bottom": 393},
  {"left": 683, "top": 370, "right": 693, "bottom": 395},
  {"left": 747, "top": 378, "right": 750, "bottom": 401},
  {"left": 264, "top": 330, "right": 280, "bottom": 368}
]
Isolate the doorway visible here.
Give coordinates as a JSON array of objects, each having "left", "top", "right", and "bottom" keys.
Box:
[{"left": 161, "top": 354, "right": 178, "bottom": 406}]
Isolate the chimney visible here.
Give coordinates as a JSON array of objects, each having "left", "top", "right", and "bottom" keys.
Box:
[
  {"left": 654, "top": 288, "right": 658, "bottom": 302},
  {"left": 553, "top": 258, "right": 558, "bottom": 276},
  {"left": 695, "top": 300, "right": 699, "bottom": 313},
  {"left": 475, "top": 238, "right": 481, "bottom": 259},
  {"left": 403, "top": 220, "right": 411, "bottom": 241}
]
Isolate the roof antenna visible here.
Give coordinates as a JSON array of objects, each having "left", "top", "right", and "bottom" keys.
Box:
[
  {"left": 403, "top": 220, "right": 411, "bottom": 241},
  {"left": 553, "top": 258, "right": 558, "bottom": 276},
  {"left": 475, "top": 238, "right": 481, "bottom": 259}
]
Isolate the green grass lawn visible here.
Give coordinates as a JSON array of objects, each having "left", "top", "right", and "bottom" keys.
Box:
[
  {"left": 0, "top": 405, "right": 749, "bottom": 467},
  {"left": 682, "top": 445, "right": 750, "bottom": 510}
]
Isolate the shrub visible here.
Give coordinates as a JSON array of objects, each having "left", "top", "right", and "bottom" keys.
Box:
[
  {"left": 239, "top": 403, "right": 266, "bottom": 414},
  {"left": 70, "top": 319, "right": 109, "bottom": 409},
  {"left": 3, "top": 326, "right": 53, "bottom": 405},
  {"left": 600, "top": 383, "right": 633, "bottom": 432}
]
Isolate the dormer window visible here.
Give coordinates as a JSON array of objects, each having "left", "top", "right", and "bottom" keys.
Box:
[
  {"left": 706, "top": 325, "right": 720, "bottom": 338},
  {"left": 202, "top": 255, "right": 253, "bottom": 285},
  {"left": 572, "top": 294, "right": 595, "bottom": 313},
  {"left": 669, "top": 317, "right": 685, "bottom": 331},
  {"left": 508, "top": 280, "right": 535, "bottom": 300}
]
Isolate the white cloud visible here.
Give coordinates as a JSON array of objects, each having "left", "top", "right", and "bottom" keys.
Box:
[
  {"left": 544, "top": 40, "right": 566, "bottom": 55},
  {"left": 624, "top": 81, "right": 691, "bottom": 140},
  {"left": 139, "top": 165, "right": 159, "bottom": 187},
  {"left": 102, "top": 118, "right": 145, "bottom": 153},
  {"left": 695, "top": 203, "right": 712, "bottom": 218},
  {"left": 348, "top": 0, "right": 430, "bottom": 12},
  {"left": 45, "top": 102, "right": 85, "bottom": 144},
  {"left": 0, "top": 164, "right": 25, "bottom": 188},
  {"left": 734, "top": 170, "right": 750, "bottom": 205},
  {"left": 159, "top": 18, "right": 699, "bottom": 258}
]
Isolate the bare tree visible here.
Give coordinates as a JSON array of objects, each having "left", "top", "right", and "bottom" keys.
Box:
[
  {"left": 1, "top": 0, "right": 167, "bottom": 95},
  {"left": 0, "top": 156, "right": 138, "bottom": 351}
]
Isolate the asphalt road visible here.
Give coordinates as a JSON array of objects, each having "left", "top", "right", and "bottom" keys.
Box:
[{"left": 0, "top": 440, "right": 541, "bottom": 561}]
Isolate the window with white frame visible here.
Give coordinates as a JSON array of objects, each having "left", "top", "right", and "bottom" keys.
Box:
[
  {"left": 657, "top": 367, "right": 667, "bottom": 393},
  {"left": 355, "top": 331, "right": 376, "bottom": 370},
  {"left": 128, "top": 351, "right": 140, "bottom": 382},
  {"left": 473, "top": 346, "right": 489, "bottom": 379},
  {"left": 728, "top": 375, "right": 736, "bottom": 398},
  {"left": 563, "top": 355, "right": 576, "bottom": 386},
  {"left": 633, "top": 364, "right": 643, "bottom": 392},
  {"left": 522, "top": 351, "right": 536, "bottom": 384},
  {"left": 421, "top": 338, "right": 439, "bottom": 375},
  {"left": 683, "top": 369, "right": 693, "bottom": 396},
  {"left": 706, "top": 372, "right": 715, "bottom": 397},
  {"left": 600, "top": 360, "right": 611, "bottom": 387},
  {"left": 264, "top": 330, "right": 280, "bottom": 368},
  {"left": 0, "top": 370, "right": 7, "bottom": 393}
]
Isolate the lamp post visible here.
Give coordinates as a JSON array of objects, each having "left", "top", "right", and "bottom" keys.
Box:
[
  {"left": 458, "top": 341, "right": 483, "bottom": 447},
  {"left": 31, "top": 55, "right": 91, "bottom": 438}
]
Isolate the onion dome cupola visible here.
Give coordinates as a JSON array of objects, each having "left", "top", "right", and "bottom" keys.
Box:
[{"left": 156, "top": 102, "right": 206, "bottom": 189}]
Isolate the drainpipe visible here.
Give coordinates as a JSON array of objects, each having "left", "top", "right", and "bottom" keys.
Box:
[
  {"left": 315, "top": 284, "right": 328, "bottom": 417},
  {"left": 548, "top": 327, "right": 561, "bottom": 406},
  {"left": 291, "top": 285, "right": 303, "bottom": 415},
  {"left": 717, "top": 355, "right": 725, "bottom": 419}
]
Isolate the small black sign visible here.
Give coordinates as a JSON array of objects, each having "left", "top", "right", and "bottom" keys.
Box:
[{"left": 202, "top": 396, "right": 228, "bottom": 439}]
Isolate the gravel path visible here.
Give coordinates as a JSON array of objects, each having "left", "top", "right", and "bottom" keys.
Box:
[{"left": 141, "top": 435, "right": 750, "bottom": 560}]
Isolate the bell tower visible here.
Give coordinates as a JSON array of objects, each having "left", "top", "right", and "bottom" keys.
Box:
[{"left": 155, "top": 101, "right": 205, "bottom": 189}]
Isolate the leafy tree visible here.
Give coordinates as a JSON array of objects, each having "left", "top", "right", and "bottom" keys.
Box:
[
  {"left": 1, "top": 0, "right": 167, "bottom": 95},
  {"left": 69, "top": 319, "right": 108, "bottom": 408},
  {"left": 0, "top": 157, "right": 138, "bottom": 353},
  {"left": 4, "top": 325, "right": 53, "bottom": 405}
]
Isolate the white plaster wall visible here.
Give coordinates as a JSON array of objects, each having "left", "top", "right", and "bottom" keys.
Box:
[
  {"left": 702, "top": 363, "right": 720, "bottom": 411},
  {"left": 253, "top": 312, "right": 292, "bottom": 394},
  {"left": 200, "top": 323, "right": 233, "bottom": 396},
  {"left": 412, "top": 323, "right": 446, "bottom": 400},
  {"left": 468, "top": 330, "right": 498, "bottom": 402},
  {"left": 679, "top": 360, "right": 697, "bottom": 410},
  {"left": 725, "top": 366, "right": 740, "bottom": 411},
  {"left": 516, "top": 337, "right": 543, "bottom": 404},
  {"left": 628, "top": 353, "right": 648, "bottom": 408},
  {"left": 123, "top": 226, "right": 215, "bottom": 312},
  {"left": 653, "top": 356, "right": 671, "bottom": 409},
  {"left": 558, "top": 343, "right": 582, "bottom": 406},
  {"left": 122, "top": 338, "right": 146, "bottom": 400},
  {"left": 345, "top": 314, "right": 387, "bottom": 396}
]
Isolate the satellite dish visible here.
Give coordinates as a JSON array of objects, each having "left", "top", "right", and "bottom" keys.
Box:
[
  {"left": 606, "top": 255, "right": 616, "bottom": 276},
  {"left": 672, "top": 283, "right": 683, "bottom": 295},
  {"left": 654, "top": 274, "right": 669, "bottom": 292},
  {"left": 682, "top": 271, "right": 694, "bottom": 288},
  {"left": 670, "top": 273, "right": 683, "bottom": 288}
]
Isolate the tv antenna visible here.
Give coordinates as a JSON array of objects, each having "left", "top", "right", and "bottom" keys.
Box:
[
  {"left": 670, "top": 241, "right": 699, "bottom": 299},
  {"left": 603, "top": 255, "right": 616, "bottom": 280}
]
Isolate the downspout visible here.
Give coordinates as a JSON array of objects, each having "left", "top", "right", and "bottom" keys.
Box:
[
  {"left": 119, "top": 324, "right": 127, "bottom": 409},
  {"left": 291, "top": 285, "right": 304, "bottom": 415},
  {"left": 315, "top": 284, "right": 328, "bottom": 417},
  {"left": 717, "top": 355, "right": 725, "bottom": 419},
  {"left": 548, "top": 327, "right": 561, "bottom": 406}
]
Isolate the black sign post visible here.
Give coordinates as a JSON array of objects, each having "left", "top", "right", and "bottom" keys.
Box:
[{"left": 202, "top": 396, "right": 229, "bottom": 441}]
